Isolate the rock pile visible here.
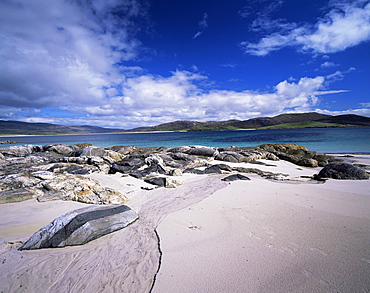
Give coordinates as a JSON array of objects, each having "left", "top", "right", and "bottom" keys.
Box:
[{"left": 0, "top": 143, "right": 357, "bottom": 205}]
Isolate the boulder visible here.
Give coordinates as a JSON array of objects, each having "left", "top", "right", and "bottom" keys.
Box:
[
  {"left": 73, "top": 146, "right": 108, "bottom": 157},
  {"left": 222, "top": 174, "right": 251, "bottom": 181},
  {"left": 42, "top": 144, "right": 75, "bottom": 156},
  {"left": 204, "top": 165, "right": 223, "bottom": 174},
  {"left": 19, "top": 204, "right": 138, "bottom": 250},
  {"left": 144, "top": 176, "right": 182, "bottom": 188},
  {"left": 315, "top": 162, "right": 369, "bottom": 180},
  {"left": 0, "top": 145, "right": 42, "bottom": 157},
  {"left": 167, "top": 146, "right": 219, "bottom": 157}
]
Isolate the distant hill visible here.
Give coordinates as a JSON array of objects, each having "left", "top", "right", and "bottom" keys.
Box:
[
  {"left": 133, "top": 112, "right": 370, "bottom": 132},
  {"left": 1, "top": 112, "right": 370, "bottom": 135},
  {"left": 0, "top": 120, "right": 126, "bottom": 135}
]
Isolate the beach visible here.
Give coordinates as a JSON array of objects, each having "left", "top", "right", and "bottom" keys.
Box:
[{"left": 0, "top": 153, "right": 369, "bottom": 292}]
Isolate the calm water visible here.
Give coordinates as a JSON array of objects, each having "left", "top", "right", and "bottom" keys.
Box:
[{"left": 1, "top": 127, "right": 370, "bottom": 153}]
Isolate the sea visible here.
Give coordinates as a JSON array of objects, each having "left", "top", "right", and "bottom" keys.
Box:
[{"left": 1, "top": 127, "right": 370, "bottom": 153}]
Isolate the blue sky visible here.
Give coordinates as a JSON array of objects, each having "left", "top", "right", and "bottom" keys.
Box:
[{"left": 0, "top": 0, "right": 369, "bottom": 129}]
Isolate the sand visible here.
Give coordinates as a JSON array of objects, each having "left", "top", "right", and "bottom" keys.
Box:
[{"left": 0, "top": 155, "right": 369, "bottom": 292}]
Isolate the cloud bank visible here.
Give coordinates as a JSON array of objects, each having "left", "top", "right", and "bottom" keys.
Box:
[
  {"left": 0, "top": 0, "right": 369, "bottom": 129},
  {"left": 243, "top": 0, "right": 370, "bottom": 56}
]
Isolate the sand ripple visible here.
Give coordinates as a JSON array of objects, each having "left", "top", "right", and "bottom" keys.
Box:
[{"left": 0, "top": 176, "right": 227, "bottom": 293}]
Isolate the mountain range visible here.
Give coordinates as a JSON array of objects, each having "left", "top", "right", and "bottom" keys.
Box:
[{"left": 1, "top": 112, "right": 370, "bottom": 135}]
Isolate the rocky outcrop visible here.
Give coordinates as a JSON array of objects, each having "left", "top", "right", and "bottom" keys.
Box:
[
  {"left": 256, "top": 144, "right": 339, "bottom": 167},
  {"left": 19, "top": 204, "right": 138, "bottom": 250},
  {"left": 1, "top": 143, "right": 335, "bottom": 204},
  {"left": 215, "top": 149, "right": 279, "bottom": 163},
  {"left": 314, "top": 162, "right": 369, "bottom": 180}
]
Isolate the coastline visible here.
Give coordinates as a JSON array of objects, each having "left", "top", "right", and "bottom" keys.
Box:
[{"left": 0, "top": 149, "right": 369, "bottom": 292}]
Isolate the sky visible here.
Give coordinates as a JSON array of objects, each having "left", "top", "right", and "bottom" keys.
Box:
[{"left": 0, "top": 0, "right": 370, "bottom": 129}]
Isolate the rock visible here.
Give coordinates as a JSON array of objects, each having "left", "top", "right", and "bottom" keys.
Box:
[
  {"left": 110, "top": 154, "right": 147, "bottom": 174},
  {"left": 315, "top": 162, "right": 369, "bottom": 180},
  {"left": 38, "top": 174, "right": 128, "bottom": 204},
  {"left": 46, "top": 163, "right": 98, "bottom": 175},
  {"left": 159, "top": 152, "right": 209, "bottom": 171},
  {"left": 0, "top": 140, "right": 17, "bottom": 144},
  {"left": 0, "top": 188, "right": 36, "bottom": 204},
  {"left": 204, "top": 165, "right": 223, "bottom": 174},
  {"left": 257, "top": 143, "right": 308, "bottom": 152},
  {"left": 19, "top": 204, "right": 138, "bottom": 250},
  {"left": 106, "top": 145, "right": 167, "bottom": 156},
  {"left": 169, "top": 169, "right": 183, "bottom": 176},
  {"left": 215, "top": 151, "right": 245, "bottom": 163},
  {"left": 144, "top": 176, "right": 182, "bottom": 188},
  {"left": 42, "top": 144, "right": 75, "bottom": 156},
  {"left": 73, "top": 146, "right": 108, "bottom": 157},
  {"left": 0, "top": 145, "right": 42, "bottom": 157},
  {"left": 168, "top": 145, "right": 219, "bottom": 157},
  {"left": 297, "top": 158, "right": 318, "bottom": 168},
  {"left": 222, "top": 174, "right": 251, "bottom": 181}
]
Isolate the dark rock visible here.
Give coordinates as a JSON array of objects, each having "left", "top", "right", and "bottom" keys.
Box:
[
  {"left": 110, "top": 154, "right": 147, "bottom": 174},
  {"left": 19, "top": 204, "right": 138, "bottom": 250},
  {"left": 216, "top": 151, "right": 245, "bottom": 163},
  {"left": 315, "top": 162, "right": 369, "bottom": 180},
  {"left": 47, "top": 163, "right": 97, "bottom": 175},
  {"left": 222, "top": 174, "right": 251, "bottom": 181},
  {"left": 204, "top": 165, "right": 223, "bottom": 174},
  {"left": 144, "top": 176, "right": 182, "bottom": 188},
  {"left": 183, "top": 168, "right": 205, "bottom": 175}
]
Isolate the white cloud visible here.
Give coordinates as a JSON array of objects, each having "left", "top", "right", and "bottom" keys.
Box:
[
  {"left": 54, "top": 72, "right": 338, "bottom": 128},
  {"left": 0, "top": 0, "right": 144, "bottom": 109},
  {"left": 321, "top": 61, "right": 339, "bottom": 68},
  {"left": 243, "top": 0, "right": 370, "bottom": 55},
  {"left": 193, "top": 13, "right": 209, "bottom": 39}
]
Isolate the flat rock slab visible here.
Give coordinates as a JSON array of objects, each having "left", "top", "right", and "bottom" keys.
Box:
[{"left": 19, "top": 204, "right": 138, "bottom": 250}]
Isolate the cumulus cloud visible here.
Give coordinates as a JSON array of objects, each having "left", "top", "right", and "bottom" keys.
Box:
[
  {"left": 321, "top": 61, "right": 339, "bottom": 68},
  {"left": 0, "top": 0, "right": 363, "bottom": 129},
  {"left": 0, "top": 0, "right": 145, "bottom": 109},
  {"left": 55, "top": 71, "right": 339, "bottom": 128},
  {"left": 243, "top": 0, "right": 370, "bottom": 55}
]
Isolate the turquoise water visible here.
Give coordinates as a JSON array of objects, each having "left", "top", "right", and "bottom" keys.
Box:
[{"left": 1, "top": 127, "right": 370, "bottom": 153}]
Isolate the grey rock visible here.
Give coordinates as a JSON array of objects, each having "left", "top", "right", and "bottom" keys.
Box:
[
  {"left": 204, "top": 165, "right": 223, "bottom": 174},
  {"left": 19, "top": 204, "right": 138, "bottom": 250},
  {"left": 43, "top": 144, "right": 76, "bottom": 156},
  {"left": 74, "top": 146, "right": 108, "bottom": 157},
  {"left": 315, "top": 162, "right": 369, "bottom": 180},
  {"left": 168, "top": 145, "right": 219, "bottom": 157},
  {"left": 0, "top": 145, "right": 42, "bottom": 157},
  {"left": 222, "top": 174, "right": 251, "bottom": 181}
]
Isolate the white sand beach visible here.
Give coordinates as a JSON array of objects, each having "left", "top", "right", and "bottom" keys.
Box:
[{"left": 0, "top": 155, "right": 369, "bottom": 292}]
